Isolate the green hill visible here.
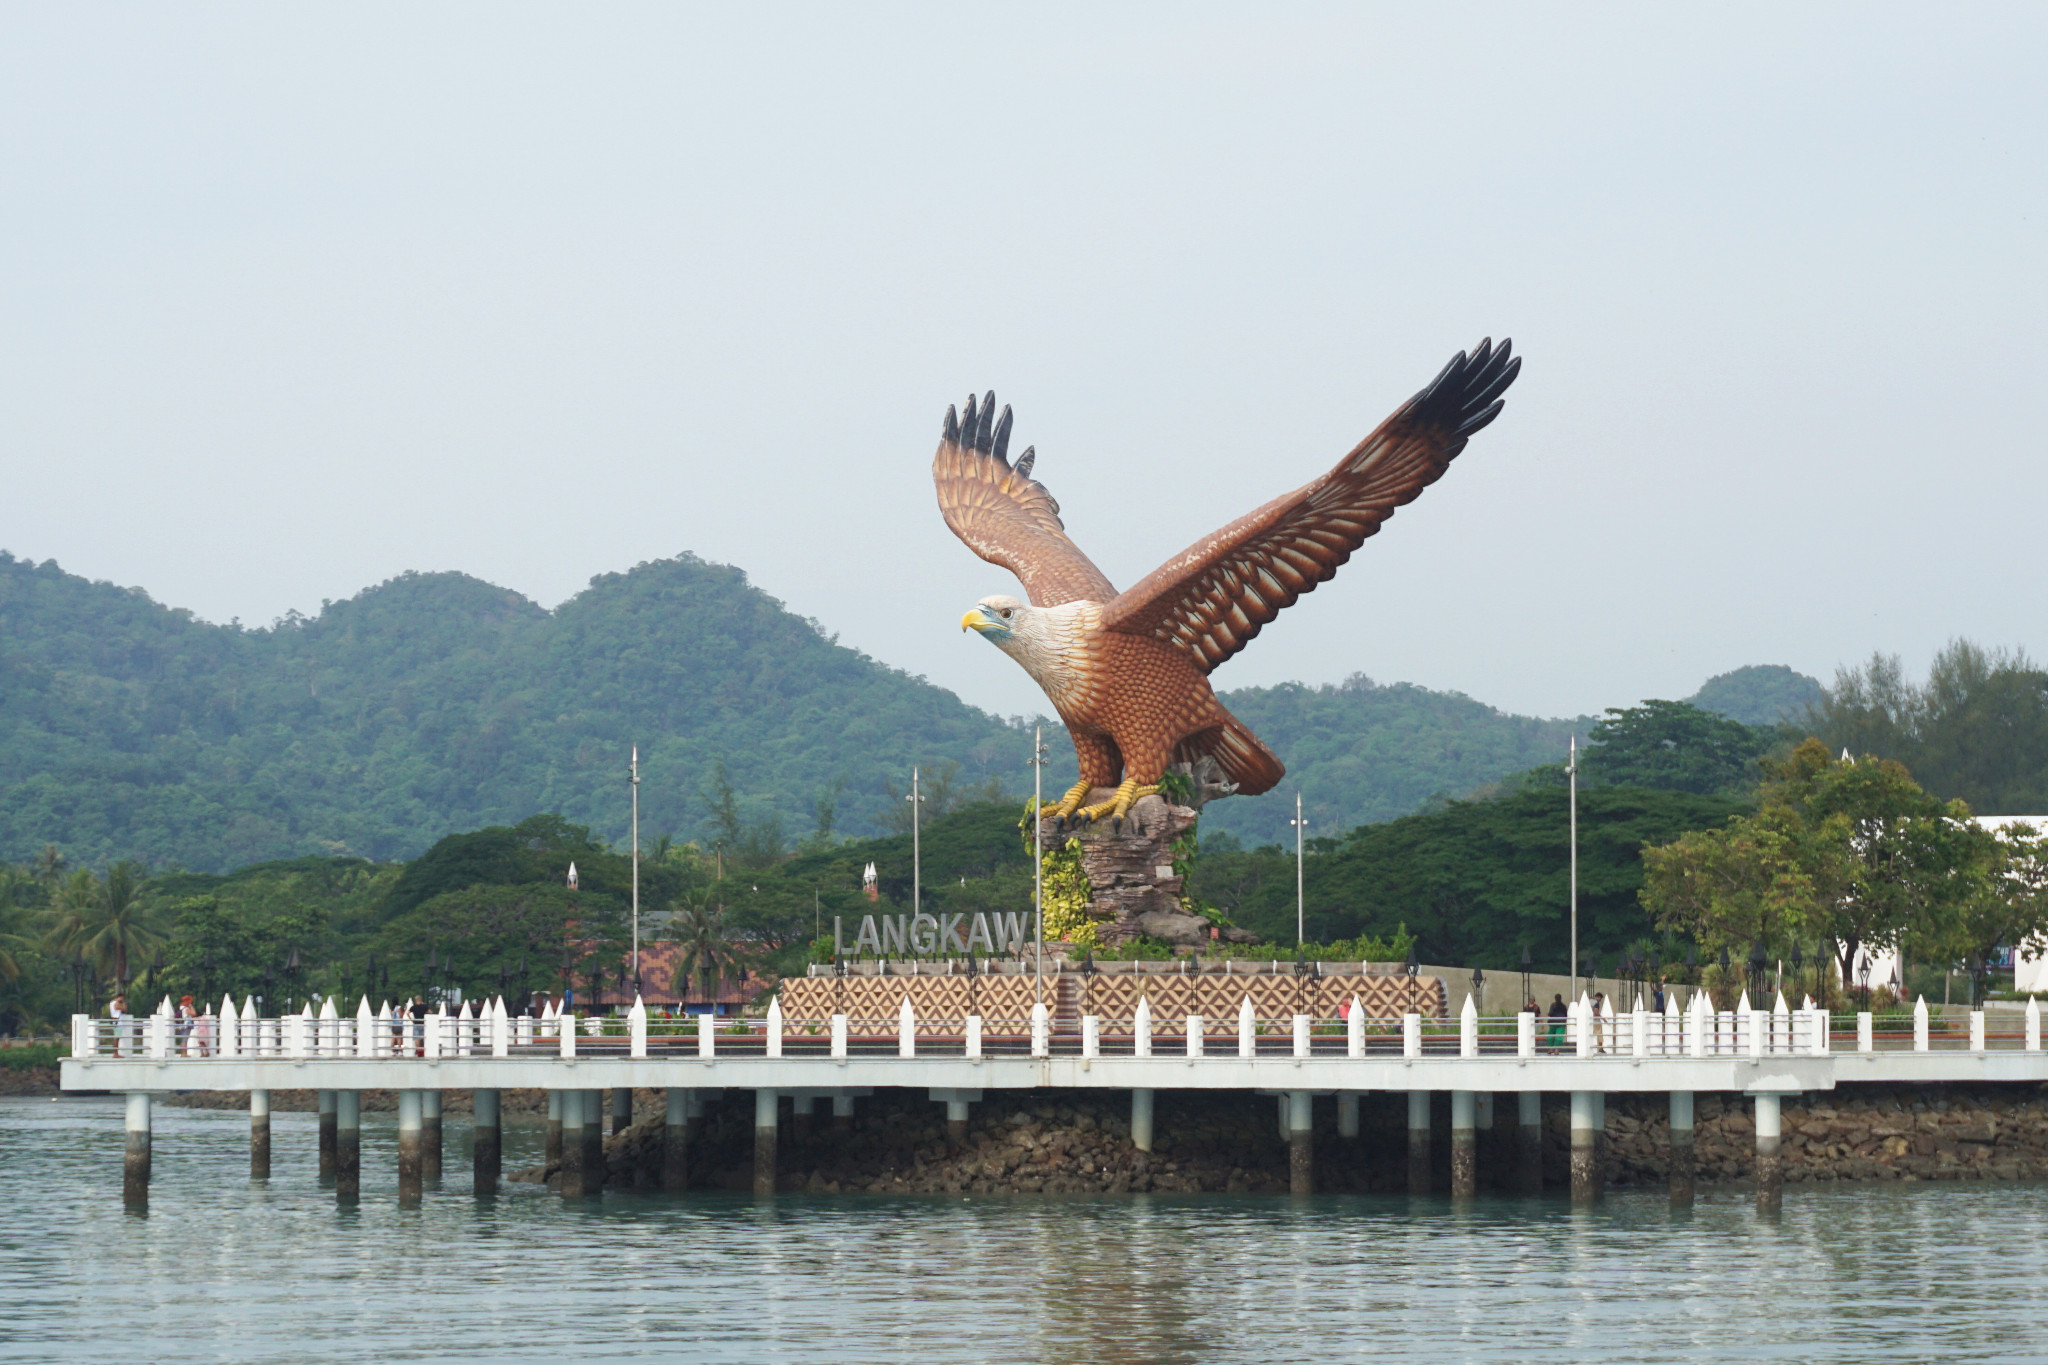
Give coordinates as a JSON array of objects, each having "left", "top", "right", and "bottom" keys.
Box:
[{"left": 0, "top": 548, "right": 1805, "bottom": 873}]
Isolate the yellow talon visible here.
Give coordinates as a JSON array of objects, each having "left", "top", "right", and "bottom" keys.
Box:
[
  {"left": 1076, "top": 779, "right": 1162, "bottom": 826},
  {"left": 1044, "top": 780, "right": 1091, "bottom": 825}
]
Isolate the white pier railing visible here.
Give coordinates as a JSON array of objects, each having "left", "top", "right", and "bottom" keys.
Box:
[{"left": 72, "top": 988, "right": 2005, "bottom": 1065}]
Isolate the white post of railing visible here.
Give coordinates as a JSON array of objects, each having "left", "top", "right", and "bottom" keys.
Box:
[
  {"left": 493, "top": 998, "right": 510, "bottom": 1058},
  {"left": 560, "top": 1011, "right": 577, "bottom": 1058},
  {"left": 1458, "top": 995, "right": 1477, "bottom": 1058},
  {"left": 541, "top": 999, "right": 557, "bottom": 1038},
  {"left": 1663, "top": 992, "right": 1680, "bottom": 1055},
  {"left": 1913, "top": 996, "right": 1930, "bottom": 1052},
  {"left": 284, "top": 1007, "right": 306, "bottom": 1060},
  {"left": 70, "top": 1014, "right": 86, "bottom": 1058},
  {"left": 1735, "top": 996, "right": 1752, "bottom": 1057},
  {"left": 1083, "top": 1015, "right": 1100, "bottom": 1059},
  {"left": 1857, "top": 1010, "right": 1874, "bottom": 1053},
  {"left": 515, "top": 1008, "right": 533, "bottom": 1048},
  {"left": 1031, "top": 1002, "right": 1049, "bottom": 1058},
  {"left": 355, "top": 999, "right": 375, "bottom": 1060},
  {"left": 1134, "top": 997, "right": 1152, "bottom": 1059},
  {"left": 698, "top": 1009, "right": 716, "bottom": 1059},
  {"left": 898, "top": 997, "right": 916, "bottom": 1058},
  {"left": 632, "top": 995, "right": 650, "bottom": 1060},
  {"left": 966, "top": 1014, "right": 983, "bottom": 1059},
  {"left": 1516, "top": 1009, "right": 1534, "bottom": 1058},
  {"left": 457, "top": 1001, "right": 475, "bottom": 1057},
  {"left": 763, "top": 996, "right": 780, "bottom": 1060},
  {"left": 831, "top": 1013, "right": 848, "bottom": 1059},
  {"left": 1293, "top": 1013, "right": 1311, "bottom": 1059},
  {"left": 1574, "top": 997, "right": 1592, "bottom": 1059},
  {"left": 1773, "top": 992, "right": 1790, "bottom": 1055},
  {"left": 1970, "top": 1009, "right": 1986, "bottom": 1053},
  {"left": 1185, "top": 1014, "right": 1203, "bottom": 1059},
  {"left": 1349, "top": 997, "right": 1366, "bottom": 1059},
  {"left": 242, "top": 997, "right": 260, "bottom": 1056},
  {"left": 1403, "top": 1012, "right": 1421, "bottom": 1059},
  {"left": 1632, "top": 1008, "right": 1648, "bottom": 1059},
  {"left": 148, "top": 1005, "right": 167, "bottom": 1060},
  {"left": 318, "top": 997, "right": 338, "bottom": 1057},
  {"left": 2029, "top": 997, "right": 2042, "bottom": 1053},
  {"left": 1690, "top": 993, "right": 1708, "bottom": 1059},
  {"left": 1237, "top": 997, "right": 1256, "bottom": 1059}
]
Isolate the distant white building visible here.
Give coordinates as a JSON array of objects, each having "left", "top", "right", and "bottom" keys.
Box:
[{"left": 1985, "top": 816, "right": 2048, "bottom": 992}]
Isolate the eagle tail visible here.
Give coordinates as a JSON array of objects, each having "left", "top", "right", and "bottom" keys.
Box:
[{"left": 1176, "top": 710, "right": 1285, "bottom": 798}]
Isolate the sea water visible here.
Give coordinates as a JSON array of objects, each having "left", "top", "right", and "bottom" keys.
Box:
[{"left": 2, "top": 1095, "right": 2044, "bottom": 1363}]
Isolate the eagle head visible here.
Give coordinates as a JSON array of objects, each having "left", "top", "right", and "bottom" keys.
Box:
[{"left": 960, "top": 595, "right": 1026, "bottom": 648}]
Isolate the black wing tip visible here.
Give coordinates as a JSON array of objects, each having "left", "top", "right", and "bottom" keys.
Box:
[
  {"left": 944, "top": 389, "right": 1023, "bottom": 464},
  {"left": 1411, "top": 336, "right": 1522, "bottom": 437}
]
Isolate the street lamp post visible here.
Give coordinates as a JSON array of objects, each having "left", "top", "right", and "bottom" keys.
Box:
[
  {"left": 1566, "top": 735, "right": 1579, "bottom": 1006},
  {"left": 907, "top": 766, "right": 923, "bottom": 920},
  {"left": 1289, "top": 793, "right": 1307, "bottom": 947},
  {"left": 629, "top": 746, "right": 640, "bottom": 1005},
  {"left": 1030, "top": 727, "right": 1048, "bottom": 1009}
]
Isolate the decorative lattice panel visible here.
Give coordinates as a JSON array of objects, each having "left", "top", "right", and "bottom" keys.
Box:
[{"left": 779, "top": 971, "right": 1443, "bottom": 1036}]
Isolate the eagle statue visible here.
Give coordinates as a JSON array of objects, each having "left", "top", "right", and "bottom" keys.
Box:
[{"left": 938, "top": 339, "right": 1521, "bottom": 830}]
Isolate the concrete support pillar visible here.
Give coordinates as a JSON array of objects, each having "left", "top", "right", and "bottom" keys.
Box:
[
  {"left": 317, "top": 1089, "right": 337, "bottom": 1180},
  {"left": 1569, "top": 1091, "right": 1600, "bottom": 1205},
  {"left": 473, "top": 1089, "right": 501, "bottom": 1197},
  {"left": 612, "top": 1086, "right": 633, "bottom": 1136},
  {"left": 1336, "top": 1093, "right": 1360, "bottom": 1139},
  {"left": 1450, "top": 1090, "right": 1476, "bottom": 1198},
  {"left": 1130, "top": 1089, "right": 1154, "bottom": 1153},
  {"left": 421, "top": 1090, "right": 442, "bottom": 1182},
  {"left": 1669, "top": 1091, "right": 1695, "bottom": 1208},
  {"left": 832, "top": 1091, "right": 855, "bottom": 1130},
  {"left": 754, "top": 1088, "right": 778, "bottom": 1196},
  {"left": 1755, "top": 1092, "right": 1783, "bottom": 1212},
  {"left": 335, "top": 1091, "right": 361, "bottom": 1201},
  {"left": 398, "top": 1089, "right": 424, "bottom": 1203},
  {"left": 1476, "top": 1092, "right": 1496, "bottom": 1190},
  {"left": 1288, "top": 1091, "right": 1313, "bottom": 1195},
  {"left": 123, "top": 1092, "right": 151, "bottom": 1205},
  {"left": 580, "top": 1090, "right": 606, "bottom": 1192},
  {"left": 792, "top": 1093, "right": 814, "bottom": 1140},
  {"left": 945, "top": 1095, "right": 970, "bottom": 1143},
  {"left": 545, "top": 1090, "right": 563, "bottom": 1170},
  {"left": 663, "top": 1088, "right": 690, "bottom": 1193},
  {"left": 560, "top": 1089, "right": 587, "bottom": 1197},
  {"left": 1407, "top": 1091, "right": 1431, "bottom": 1194},
  {"left": 250, "top": 1089, "right": 271, "bottom": 1180},
  {"left": 1517, "top": 1092, "right": 1542, "bottom": 1193}
]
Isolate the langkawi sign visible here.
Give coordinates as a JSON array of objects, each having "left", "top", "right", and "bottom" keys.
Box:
[{"left": 834, "top": 911, "right": 1032, "bottom": 958}]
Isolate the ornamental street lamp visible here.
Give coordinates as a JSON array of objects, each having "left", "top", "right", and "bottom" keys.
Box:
[
  {"left": 1519, "top": 946, "right": 1532, "bottom": 1010},
  {"left": 1289, "top": 794, "right": 1308, "bottom": 947},
  {"left": 1749, "top": 941, "right": 1769, "bottom": 1008}
]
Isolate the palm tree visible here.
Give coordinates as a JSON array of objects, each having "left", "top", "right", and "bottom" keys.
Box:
[
  {"left": 671, "top": 898, "right": 741, "bottom": 1005},
  {"left": 41, "top": 862, "right": 164, "bottom": 1003}
]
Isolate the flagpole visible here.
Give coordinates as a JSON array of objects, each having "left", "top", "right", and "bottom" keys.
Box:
[
  {"left": 1567, "top": 734, "right": 1578, "bottom": 996},
  {"left": 909, "top": 766, "right": 922, "bottom": 919},
  {"left": 1291, "top": 792, "right": 1307, "bottom": 946}
]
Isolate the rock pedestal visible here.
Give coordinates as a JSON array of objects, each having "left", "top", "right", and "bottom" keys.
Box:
[{"left": 1040, "top": 788, "right": 1257, "bottom": 948}]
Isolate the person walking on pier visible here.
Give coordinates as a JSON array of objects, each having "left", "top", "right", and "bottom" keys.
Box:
[
  {"left": 110, "top": 993, "right": 130, "bottom": 1057},
  {"left": 1546, "top": 994, "right": 1567, "bottom": 1053}
]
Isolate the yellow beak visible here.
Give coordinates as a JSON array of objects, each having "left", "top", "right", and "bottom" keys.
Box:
[{"left": 961, "top": 608, "right": 995, "bottom": 633}]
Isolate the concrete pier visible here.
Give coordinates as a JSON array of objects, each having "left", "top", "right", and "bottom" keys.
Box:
[
  {"left": 1669, "top": 1091, "right": 1695, "bottom": 1207},
  {"left": 335, "top": 1091, "right": 361, "bottom": 1201},
  {"left": 1450, "top": 1090, "right": 1476, "bottom": 1198},
  {"left": 832, "top": 1090, "right": 854, "bottom": 1130},
  {"left": 397, "top": 1090, "right": 424, "bottom": 1203},
  {"left": 612, "top": 1086, "right": 633, "bottom": 1136},
  {"left": 123, "top": 1092, "right": 150, "bottom": 1205},
  {"left": 317, "top": 1089, "right": 337, "bottom": 1180},
  {"left": 473, "top": 1088, "right": 501, "bottom": 1196},
  {"left": 580, "top": 1090, "right": 606, "bottom": 1192},
  {"left": 545, "top": 1090, "right": 563, "bottom": 1169},
  {"left": 663, "top": 1088, "right": 689, "bottom": 1192},
  {"left": 1130, "top": 1088, "right": 1154, "bottom": 1152},
  {"left": 792, "top": 1093, "right": 815, "bottom": 1140},
  {"left": 1755, "top": 1092, "right": 1783, "bottom": 1211},
  {"left": 560, "top": 1088, "right": 587, "bottom": 1197},
  {"left": 1336, "top": 1092, "right": 1359, "bottom": 1139},
  {"left": 944, "top": 1093, "right": 970, "bottom": 1142},
  {"left": 1569, "top": 1090, "right": 1600, "bottom": 1204},
  {"left": 1287, "top": 1090, "right": 1313, "bottom": 1195},
  {"left": 754, "top": 1088, "right": 778, "bottom": 1195},
  {"left": 250, "top": 1089, "right": 271, "bottom": 1180},
  {"left": 421, "top": 1090, "right": 442, "bottom": 1182},
  {"left": 1476, "top": 1092, "right": 1496, "bottom": 1190},
  {"left": 1517, "top": 1091, "right": 1542, "bottom": 1193},
  {"left": 1407, "top": 1090, "right": 1431, "bottom": 1194}
]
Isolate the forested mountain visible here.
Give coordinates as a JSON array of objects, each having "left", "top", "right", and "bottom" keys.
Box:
[{"left": 0, "top": 548, "right": 1818, "bottom": 872}]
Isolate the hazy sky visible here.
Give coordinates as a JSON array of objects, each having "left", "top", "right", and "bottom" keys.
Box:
[{"left": 4, "top": 5, "right": 2043, "bottom": 722}]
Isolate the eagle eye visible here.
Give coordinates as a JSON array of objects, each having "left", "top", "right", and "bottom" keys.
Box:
[{"left": 1000, "top": 609, "right": 1013, "bottom": 619}]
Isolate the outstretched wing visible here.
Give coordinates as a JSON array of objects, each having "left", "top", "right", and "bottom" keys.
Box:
[
  {"left": 932, "top": 391, "right": 1117, "bottom": 607},
  {"left": 1099, "top": 339, "right": 1521, "bottom": 672}
]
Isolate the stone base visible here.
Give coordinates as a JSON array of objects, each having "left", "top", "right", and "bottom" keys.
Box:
[{"left": 1039, "top": 778, "right": 1255, "bottom": 946}]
